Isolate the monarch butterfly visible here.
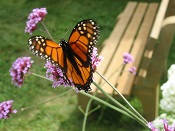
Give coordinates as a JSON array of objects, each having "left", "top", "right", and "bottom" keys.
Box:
[{"left": 28, "top": 19, "right": 99, "bottom": 92}]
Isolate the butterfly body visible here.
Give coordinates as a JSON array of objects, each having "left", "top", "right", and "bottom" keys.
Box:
[
  {"left": 28, "top": 19, "right": 99, "bottom": 92},
  {"left": 60, "top": 39, "right": 83, "bottom": 78}
]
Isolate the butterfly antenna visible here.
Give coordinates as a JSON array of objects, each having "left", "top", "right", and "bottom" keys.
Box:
[
  {"left": 63, "top": 29, "right": 70, "bottom": 39},
  {"left": 54, "top": 29, "right": 70, "bottom": 41}
]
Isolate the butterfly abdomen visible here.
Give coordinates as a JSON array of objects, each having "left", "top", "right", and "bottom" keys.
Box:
[{"left": 60, "top": 39, "right": 83, "bottom": 77}]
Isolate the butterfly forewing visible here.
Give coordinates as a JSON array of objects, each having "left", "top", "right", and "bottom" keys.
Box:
[
  {"left": 68, "top": 19, "right": 99, "bottom": 66},
  {"left": 66, "top": 19, "right": 99, "bottom": 91},
  {"left": 28, "top": 36, "right": 65, "bottom": 68}
]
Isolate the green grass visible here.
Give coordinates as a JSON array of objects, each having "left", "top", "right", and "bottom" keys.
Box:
[{"left": 0, "top": 0, "right": 174, "bottom": 130}]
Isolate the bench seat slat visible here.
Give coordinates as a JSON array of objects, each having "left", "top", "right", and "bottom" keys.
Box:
[
  {"left": 100, "top": 3, "right": 148, "bottom": 94},
  {"left": 117, "top": 3, "right": 159, "bottom": 95}
]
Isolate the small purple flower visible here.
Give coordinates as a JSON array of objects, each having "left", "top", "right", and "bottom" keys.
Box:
[
  {"left": 129, "top": 66, "right": 136, "bottom": 75},
  {"left": 123, "top": 52, "right": 134, "bottom": 64},
  {"left": 0, "top": 100, "right": 17, "bottom": 120},
  {"left": 44, "top": 62, "right": 72, "bottom": 88},
  {"left": 9, "top": 57, "right": 34, "bottom": 87},
  {"left": 148, "top": 119, "right": 175, "bottom": 131},
  {"left": 91, "top": 47, "right": 103, "bottom": 71},
  {"left": 147, "top": 122, "right": 160, "bottom": 131},
  {"left": 163, "top": 118, "right": 169, "bottom": 130},
  {"left": 25, "top": 8, "right": 47, "bottom": 34},
  {"left": 169, "top": 123, "right": 175, "bottom": 131},
  {"left": 162, "top": 118, "right": 175, "bottom": 131}
]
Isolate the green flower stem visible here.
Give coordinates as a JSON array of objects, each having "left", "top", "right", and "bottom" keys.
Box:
[
  {"left": 31, "top": 72, "right": 52, "bottom": 81},
  {"left": 100, "top": 64, "right": 124, "bottom": 86},
  {"left": 20, "top": 89, "right": 71, "bottom": 111},
  {"left": 41, "top": 21, "right": 55, "bottom": 41},
  {"left": 82, "top": 98, "right": 93, "bottom": 131},
  {"left": 96, "top": 71, "right": 148, "bottom": 124},
  {"left": 30, "top": 71, "right": 147, "bottom": 128},
  {"left": 79, "top": 91, "right": 133, "bottom": 119},
  {"left": 81, "top": 89, "right": 100, "bottom": 131},
  {"left": 0, "top": 119, "right": 4, "bottom": 128},
  {"left": 81, "top": 90, "right": 100, "bottom": 131},
  {"left": 93, "top": 82, "right": 147, "bottom": 128}
]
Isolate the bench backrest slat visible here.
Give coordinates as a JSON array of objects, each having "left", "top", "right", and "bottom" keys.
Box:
[
  {"left": 136, "top": 0, "right": 172, "bottom": 83},
  {"left": 150, "top": 0, "right": 170, "bottom": 39}
]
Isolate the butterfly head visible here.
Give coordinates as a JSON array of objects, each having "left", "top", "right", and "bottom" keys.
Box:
[{"left": 60, "top": 39, "right": 67, "bottom": 46}]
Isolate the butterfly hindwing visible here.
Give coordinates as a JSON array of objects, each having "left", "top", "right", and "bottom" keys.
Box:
[{"left": 65, "top": 55, "right": 93, "bottom": 91}]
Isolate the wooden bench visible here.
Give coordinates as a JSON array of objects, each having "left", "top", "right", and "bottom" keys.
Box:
[{"left": 78, "top": 0, "right": 175, "bottom": 121}]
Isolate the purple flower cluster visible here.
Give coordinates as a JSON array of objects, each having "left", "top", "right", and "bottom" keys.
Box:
[
  {"left": 148, "top": 119, "right": 175, "bottom": 131},
  {"left": 45, "top": 62, "right": 72, "bottom": 88},
  {"left": 0, "top": 100, "right": 17, "bottom": 119},
  {"left": 9, "top": 57, "right": 34, "bottom": 87},
  {"left": 129, "top": 66, "right": 136, "bottom": 75},
  {"left": 123, "top": 52, "right": 134, "bottom": 64},
  {"left": 25, "top": 8, "right": 47, "bottom": 34},
  {"left": 91, "top": 47, "right": 103, "bottom": 71}
]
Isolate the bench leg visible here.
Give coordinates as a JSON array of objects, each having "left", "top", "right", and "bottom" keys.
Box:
[{"left": 134, "top": 84, "right": 159, "bottom": 121}]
